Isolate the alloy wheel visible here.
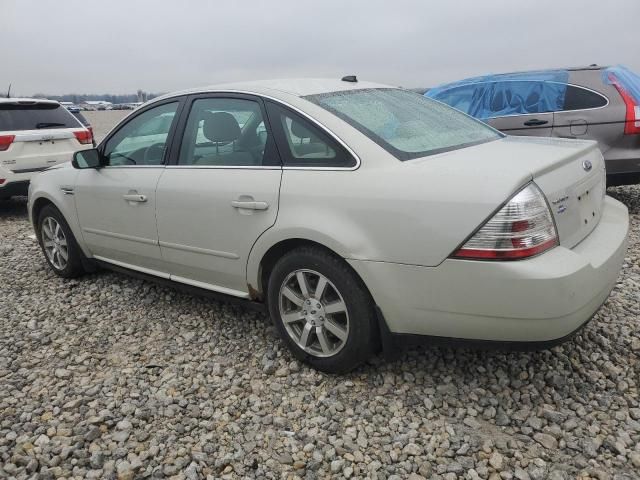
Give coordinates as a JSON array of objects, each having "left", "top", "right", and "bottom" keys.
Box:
[
  {"left": 278, "top": 269, "right": 349, "bottom": 357},
  {"left": 41, "top": 216, "right": 68, "bottom": 271}
]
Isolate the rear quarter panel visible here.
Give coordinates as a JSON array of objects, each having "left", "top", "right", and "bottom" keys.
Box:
[
  {"left": 246, "top": 138, "right": 535, "bottom": 291},
  {"left": 554, "top": 71, "right": 636, "bottom": 172}
]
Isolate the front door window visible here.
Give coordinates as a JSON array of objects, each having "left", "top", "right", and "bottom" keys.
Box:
[{"left": 103, "top": 102, "right": 179, "bottom": 166}]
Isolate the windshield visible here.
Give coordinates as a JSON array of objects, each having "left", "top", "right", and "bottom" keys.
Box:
[{"left": 305, "top": 88, "right": 503, "bottom": 160}]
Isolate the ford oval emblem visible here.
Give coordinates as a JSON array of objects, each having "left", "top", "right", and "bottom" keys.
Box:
[{"left": 582, "top": 159, "right": 593, "bottom": 172}]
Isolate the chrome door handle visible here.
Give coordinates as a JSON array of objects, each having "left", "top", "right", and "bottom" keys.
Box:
[
  {"left": 231, "top": 200, "right": 269, "bottom": 210},
  {"left": 523, "top": 119, "right": 549, "bottom": 126},
  {"left": 123, "top": 194, "right": 147, "bottom": 203}
]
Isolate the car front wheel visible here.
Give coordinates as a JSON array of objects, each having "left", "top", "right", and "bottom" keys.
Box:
[
  {"left": 267, "top": 246, "right": 377, "bottom": 373},
  {"left": 37, "top": 205, "right": 85, "bottom": 278}
]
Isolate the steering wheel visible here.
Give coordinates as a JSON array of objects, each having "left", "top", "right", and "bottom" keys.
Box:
[{"left": 143, "top": 142, "right": 166, "bottom": 164}]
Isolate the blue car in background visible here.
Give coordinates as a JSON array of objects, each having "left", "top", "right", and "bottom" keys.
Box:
[{"left": 426, "top": 65, "right": 640, "bottom": 185}]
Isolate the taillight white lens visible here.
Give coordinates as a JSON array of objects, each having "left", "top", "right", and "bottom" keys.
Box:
[{"left": 452, "top": 183, "right": 558, "bottom": 260}]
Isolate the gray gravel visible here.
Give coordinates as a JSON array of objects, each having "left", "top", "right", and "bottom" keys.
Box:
[{"left": 0, "top": 186, "right": 638, "bottom": 480}]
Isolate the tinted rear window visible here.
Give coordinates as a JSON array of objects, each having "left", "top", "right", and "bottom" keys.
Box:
[
  {"left": 0, "top": 103, "right": 81, "bottom": 131},
  {"left": 562, "top": 86, "right": 608, "bottom": 110},
  {"left": 305, "top": 88, "right": 502, "bottom": 161}
]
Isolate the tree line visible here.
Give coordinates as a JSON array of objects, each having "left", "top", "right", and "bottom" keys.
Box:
[{"left": 30, "top": 91, "right": 163, "bottom": 104}]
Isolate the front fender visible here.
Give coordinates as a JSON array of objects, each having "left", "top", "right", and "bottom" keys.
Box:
[{"left": 28, "top": 168, "right": 91, "bottom": 258}]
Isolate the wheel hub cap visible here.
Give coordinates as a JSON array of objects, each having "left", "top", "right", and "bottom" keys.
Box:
[
  {"left": 302, "top": 299, "right": 326, "bottom": 327},
  {"left": 278, "top": 269, "right": 350, "bottom": 358}
]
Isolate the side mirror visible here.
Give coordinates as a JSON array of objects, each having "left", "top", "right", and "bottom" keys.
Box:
[{"left": 72, "top": 148, "right": 102, "bottom": 169}]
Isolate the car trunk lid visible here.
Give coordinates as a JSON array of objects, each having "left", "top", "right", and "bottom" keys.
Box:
[
  {"left": 530, "top": 139, "right": 606, "bottom": 248},
  {"left": 395, "top": 135, "right": 606, "bottom": 265}
]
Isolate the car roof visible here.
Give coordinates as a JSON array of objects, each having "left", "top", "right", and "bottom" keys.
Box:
[
  {"left": 437, "top": 66, "right": 610, "bottom": 87},
  {"left": 0, "top": 98, "right": 60, "bottom": 106},
  {"left": 153, "top": 78, "right": 392, "bottom": 103}
]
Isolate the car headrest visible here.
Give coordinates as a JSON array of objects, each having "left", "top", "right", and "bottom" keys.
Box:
[
  {"left": 202, "top": 111, "right": 241, "bottom": 143},
  {"left": 291, "top": 119, "right": 315, "bottom": 140}
]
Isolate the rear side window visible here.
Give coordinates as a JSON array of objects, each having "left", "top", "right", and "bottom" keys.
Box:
[
  {"left": 431, "top": 85, "right": 477, "bottom": 115},
  {"left": 306, "top": 88, "right": 501, "bottom": 161},
  {"left": 178, "top": 97, "right": 279, "bottom": 167},
  {"left": 430, "top": 81, "right": 566, "bottom": 118},
  {"left": 0, "top": 103, "right": 81, "bottom": 131},
  {"left": 266, "top": 101, "right": 355, "bottom": 168},
  {"left": 562, "top": 85, "right": 608, "bottom": 111}
]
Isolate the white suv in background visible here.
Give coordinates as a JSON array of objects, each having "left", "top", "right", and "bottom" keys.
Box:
[{"left": 0, "top": 98, "right": 93, "bottom": 199}]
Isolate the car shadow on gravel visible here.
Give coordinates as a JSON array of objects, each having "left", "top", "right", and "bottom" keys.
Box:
[
  {"left": 0, "top": 196, "right": 28, "bottom": 218},
  {"left": 607, "top": 185, "right": 640, "bottom": 214}
]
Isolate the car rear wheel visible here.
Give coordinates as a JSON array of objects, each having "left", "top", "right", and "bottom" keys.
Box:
[
  {"left": 267, "top": 246, "right": 377, "bottom": 373},
  {"left": 37, "top": 205, "right": 85, "bottom": 278}
]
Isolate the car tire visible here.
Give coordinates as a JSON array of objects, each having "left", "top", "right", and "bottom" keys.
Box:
[
  {"left": 37, "top": 205, "right": 86, "bottom": 278},
  {"left": 267, "top": 246, "right": 377, "bottom": 373}
]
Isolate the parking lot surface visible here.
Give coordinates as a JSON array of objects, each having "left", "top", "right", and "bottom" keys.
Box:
[{"left": 0, "top": 122, "right": 638, "bottom": 478}]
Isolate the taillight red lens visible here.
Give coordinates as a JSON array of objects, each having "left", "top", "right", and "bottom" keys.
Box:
[
  {"left": 0, "top": 135, "right": 15, "bottom": 151},
  {"left": 609, "top": 73, "right": 640, "bottom": 135},
  {"left": 73, "top": 129, "right": 93, "bottom": 145},
  {"left": 452, "top": 183, "right": 558, "bottom": 261}
]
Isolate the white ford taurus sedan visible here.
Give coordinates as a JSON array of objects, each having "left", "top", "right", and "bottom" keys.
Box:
[{"left": 28, "top": 78, "right": 629, "bottom": 373}]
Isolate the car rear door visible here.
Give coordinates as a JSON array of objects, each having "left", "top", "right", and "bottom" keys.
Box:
[
  {"left": 484, "top": 81, "right": 555, "bottom": 136},
  {"left": 74, "top": 99, "right": 182, "bottom": 275},
  {"left": 155, "top": 94, "right": 282, "bottom": 296}
]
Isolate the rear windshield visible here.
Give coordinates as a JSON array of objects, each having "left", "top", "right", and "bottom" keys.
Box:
[
  {"left": 0, "top": 103, "right": 81, "bottom": 131},
  {"left": 305, "top": 88, "right": 503, "bottom": 160}
]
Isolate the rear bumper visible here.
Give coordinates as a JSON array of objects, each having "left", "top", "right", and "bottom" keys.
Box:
[{"left": 349, "top": 196, "right": 629, "bottom": 344}]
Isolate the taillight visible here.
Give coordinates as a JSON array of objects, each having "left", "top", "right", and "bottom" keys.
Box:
[
  {"left": 0, "top": 135, "right": 15, "bottom": 151},
  {"left": 73, "top": 129, "right": 93, "bottom": 145},
  {"left": 452, "top": 183, "right": 558, "bottom": 260},
  {"left": 609, "top": 73, "right": 640, "bottom": 135}
]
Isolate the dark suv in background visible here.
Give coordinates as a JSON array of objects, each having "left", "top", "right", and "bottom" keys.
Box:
[{"left": 426, "top": 65, "right": 640, "bottom": 186}]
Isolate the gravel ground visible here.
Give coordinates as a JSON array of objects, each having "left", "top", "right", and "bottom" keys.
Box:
[{"left": 0, "top": 185, "right": 639, "bottom": 480}]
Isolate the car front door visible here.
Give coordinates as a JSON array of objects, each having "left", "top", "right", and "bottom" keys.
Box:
[
  {"left": 74, "top": 100, "right": 182, "bottom": 274},
  {"left": 155, "top": 94, "right": 282, "bottom": 296}
]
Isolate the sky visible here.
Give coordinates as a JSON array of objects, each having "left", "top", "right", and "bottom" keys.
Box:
[{"left": 3, "top": 0, "right": 639, "bottom": 96}]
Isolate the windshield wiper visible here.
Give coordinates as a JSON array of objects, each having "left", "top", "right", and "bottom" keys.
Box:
[{"left": 35, "top": 122, "right": 66, "bottom": 129}]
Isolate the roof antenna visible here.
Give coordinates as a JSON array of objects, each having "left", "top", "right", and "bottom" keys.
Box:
[
  {"left": 341, "top": 75, "right": 357, "bottom": 83},
  {"left": 6, "top": 83, "right": 11, "bottom": 98}
]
